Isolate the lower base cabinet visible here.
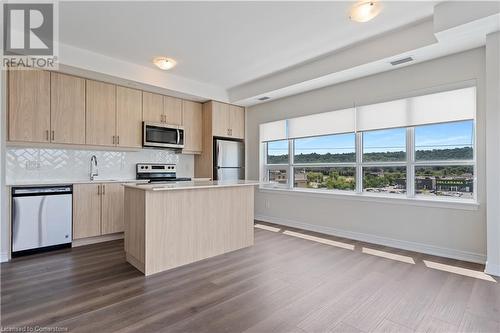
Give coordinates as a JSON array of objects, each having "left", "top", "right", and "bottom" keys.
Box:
[{"left": 73, "top": 183, "right": 124, "bottom": 240}]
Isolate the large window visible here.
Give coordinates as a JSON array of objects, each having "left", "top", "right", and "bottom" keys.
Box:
[{"left": 260, "top": 87, "right": 476, "bottom": 203}]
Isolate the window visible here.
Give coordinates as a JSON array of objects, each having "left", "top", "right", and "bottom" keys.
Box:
[
  {"left": 415, "top": 120, "right": 474, "bottom": 161},
  {"left": 363, "top": 166, "right": 406, "bottom": 194},
  {"left": 260, "top": 87, "right": 476, "bottom": 203},
  {"left": 294, "top": 167, "right": 356, "bottom": 191},
  {"left": 267, "top": 140, "right": 289, "bottom": 165},
  {"left": 415, "top": 166, "right": 473, "bottom": 199},
  {"left": 294, "top": 133, "right": 355, "bottom": 163},
  {"left": 363, "top": 128, "right": 406, "bottom": 162},
  {"left": 414, "top": 120, "right": 474, "bottom": 200}
]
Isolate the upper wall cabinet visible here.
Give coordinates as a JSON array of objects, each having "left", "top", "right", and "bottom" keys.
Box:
[
  {"left": 212, "top": 102, "right": 230, "bottom": 138},
  {"left": 116, "top": 86, "right": 142, "bottom": 148},
  {"left": 164, "top": 96, "right": 183, "bottom": 125},
  {"left": 142, "top": 92, "right": 163, "bottom": 124},
  {"left": 86, "top": 80, "right": 116, "bottom": 146},
  {"left": 182, "top": 100, "right": 202, "bottom": 154},
  {"left": 211, "top": 101, "right": 245, "bottom": 139},
  {"left": 51, "top": 73, "right": 86, "bottom": 144},
  {"left": 229, "top": 105, "right": 245, "bottom": 139},
  {"left": 8, "top": 69, "right": 50, "bottom": 142}
]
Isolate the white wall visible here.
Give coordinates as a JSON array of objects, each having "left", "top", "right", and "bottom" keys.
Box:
[
  {"left": 246, "top": 48, "right": 487, "bottom": 262},
  {"left": 485, "top": 32, "right": 500, "bottom": 276}
]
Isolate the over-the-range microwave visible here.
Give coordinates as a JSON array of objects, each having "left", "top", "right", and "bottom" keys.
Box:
[{"left": 143, "top": 122, "right": 184, "bottom": 149}]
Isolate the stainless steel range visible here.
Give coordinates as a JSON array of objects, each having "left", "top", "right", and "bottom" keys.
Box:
[{"left": 136, "top": 163, "right": 191, "bottom": 183}]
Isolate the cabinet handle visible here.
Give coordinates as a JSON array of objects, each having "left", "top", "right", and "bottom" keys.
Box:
[
  {"left": 51, "top": 130, "right": 55, "bottom": 141},
  {"left": 45, "top": 130, "right": 49, "bottom": 141},
  {"left": 102, "top": 184, "right": 105, "bottom": 195},
  {"left": 98, "top": 185, "right": 101, "bottom": 195},
  {"left": 117, "top": 136, "right": 120, "bottom": 145},
  {"left": 112, "top": 136, "right": 116, "bottom": 145}
]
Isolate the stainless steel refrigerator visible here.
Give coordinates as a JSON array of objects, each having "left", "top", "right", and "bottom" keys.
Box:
[{"left": 214, "top": 139, "right": 245, "bottom": 181}]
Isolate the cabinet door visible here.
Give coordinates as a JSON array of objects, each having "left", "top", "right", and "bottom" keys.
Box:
[
  {"left": 182, "top": 100, "right": 203, "bottom": 153},
  {"left": 73, "top": 184, "right": 101, "bottom": 239},
  {"left": 211, "top": 101, "right": 230, "bottom": 138},
  {"left": 142, "top": 92, "right": 163, "bottom": 123},
  {"left": 51, "top": 73, "right": 86, "bottom": 144},
  {"left": 8, "top": 69, "right": 50, "bottom": 142},
  {"left": 116, "top": 86, "right": 142, "bottom": 148},
  {"left": 86, "top": 80, "right": 116, "bottom": 146},
  {"left": 164, "top": 96, "right": 183, "bottom": 125},
  {"left": 101, "top": 183, "right": 124, "bottom": 234},
  {"left": 229, "top": 105, "right": 245, "bottom": 139}
]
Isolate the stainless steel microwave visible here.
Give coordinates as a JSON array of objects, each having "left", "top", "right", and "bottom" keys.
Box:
[{"left": 143, "top": 122, "right": 184, "bottom": 149}]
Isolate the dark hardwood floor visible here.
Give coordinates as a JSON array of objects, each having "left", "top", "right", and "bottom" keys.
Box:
[{"left": 1, "top": 222, "right": 499, "bottom": 332}]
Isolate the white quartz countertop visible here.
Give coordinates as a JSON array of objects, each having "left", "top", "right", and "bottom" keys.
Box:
[
  {"left": 7, "top": 179, "right": 149, "bottom": 187},
  {"left": 124, "top": 180, "right": 261, "bottom": 191}
]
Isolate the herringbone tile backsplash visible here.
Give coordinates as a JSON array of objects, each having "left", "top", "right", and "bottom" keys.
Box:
[{"left": 6, "top": 148, "right": 194, "bottom": 184}]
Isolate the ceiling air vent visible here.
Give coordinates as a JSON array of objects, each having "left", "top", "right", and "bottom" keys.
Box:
[
  {"left": 258, "top": 96, "right": 270, "bottom": 101},
  {"left": 390, "top": 57, "right": 414, "bottom": 66}
]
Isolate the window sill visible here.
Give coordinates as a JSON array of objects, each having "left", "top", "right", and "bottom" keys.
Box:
[{"left": 258, "top": 185, "right": 479, "bottom": 211}]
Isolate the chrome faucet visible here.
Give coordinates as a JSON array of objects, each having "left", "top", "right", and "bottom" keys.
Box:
[{"left": 90, "top": 155, "right": 98, "bottom": 181}]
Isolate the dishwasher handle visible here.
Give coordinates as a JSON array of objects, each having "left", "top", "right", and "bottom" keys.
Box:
[{"left": 12, "top": 186, "right": 72, "bottom": 197}]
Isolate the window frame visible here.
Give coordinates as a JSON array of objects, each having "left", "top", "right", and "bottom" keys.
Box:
[{"left": 262, "top": 120, "right": 477, "bottom": 203}]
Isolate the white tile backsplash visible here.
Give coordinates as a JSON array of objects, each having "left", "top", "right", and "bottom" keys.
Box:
[{"left": 6, "top": 147, "right": 194, "bottom": 184}]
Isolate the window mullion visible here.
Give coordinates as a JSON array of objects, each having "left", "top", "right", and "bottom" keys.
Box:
[
  {"left": 407, "top": 127, "right": 415, "bottom": 198},
  {"left": 289, "top": 139, "right": 294, "bottom": 189},
  {"left": 356, "top": 132, "right": 363, "bottom": 193}
]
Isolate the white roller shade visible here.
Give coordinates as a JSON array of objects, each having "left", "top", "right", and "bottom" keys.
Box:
[
  {"left": 260, "top": 120, "right": 287, "bottom": 142},
  {"left": 356, "top": 87, "right": 476, "bottom": 131},
  {"left": 409, "top": 87, "right": 476, "bottom": 126},
  {"left": 356, "top": 99, "right": 408, "bottom": 132},
  {"left": 287, "top": 108, "right": 355, "bottom": 139}
]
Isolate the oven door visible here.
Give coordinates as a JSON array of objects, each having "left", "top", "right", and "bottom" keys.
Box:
[{"left": 143, "top": 123, "right": 184, "bottom": 149}]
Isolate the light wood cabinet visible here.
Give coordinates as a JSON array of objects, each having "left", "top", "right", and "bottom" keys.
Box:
[
  {"left": 212, "top": 102, "right": 230, "bottom": 137},
  {"left": 50, "top": 73, "right": 86, "bottom": 144},
  {"left": 8, "top": 69, "right": 50, "bottom": 142},
  {"left": 164, "top": 96, "right": 183, "bottom": 125},
  {"left": 211, "top": 101, "right": 245, "bottom": 139},
  {"left": 142, "top": 92, "right": 163, "bottom": 123},
  {"left": 86, "top": 80, "right": 116, "bottom": 146},
  {"left": 195, "top": 101, "right": 245, "bottom": 178},
  {"left": 182, "top": 101, "right": 202, "bottom": 154},
  {"left": 116, "top": 86, "right": 142, "bottom": 148},
  {"left": 101, "top": 183, "right": 125, "bottom": 234},
  {"left": 73, "top": 184, "right": 102, "bottom": 239},
  {"left": 229, "top": 105, "right": 245, "bottom": 139},
  {"left": 73, "top": 183, "right": 125, "bottom": 240}
]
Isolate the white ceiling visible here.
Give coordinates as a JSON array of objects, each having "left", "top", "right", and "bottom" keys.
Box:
[{"left": 59, "top": 1, "right": 437, "bottom": 90}]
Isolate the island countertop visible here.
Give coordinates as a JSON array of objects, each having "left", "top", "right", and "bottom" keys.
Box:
[{"left": 123, "top": 180, "right": 260, "bottom": 191}]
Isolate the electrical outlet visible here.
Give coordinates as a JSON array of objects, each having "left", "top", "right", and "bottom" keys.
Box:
[{"left": 25, "top": 160, "right": 40, "bottom": 170}]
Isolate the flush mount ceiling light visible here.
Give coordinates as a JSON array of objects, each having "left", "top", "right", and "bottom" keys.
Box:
[
  {"left": 349, "top": 1, "right": 382, "bottom": 22},
  {"left": 153, "top": 57, "right": 177, "bottom": 70}
]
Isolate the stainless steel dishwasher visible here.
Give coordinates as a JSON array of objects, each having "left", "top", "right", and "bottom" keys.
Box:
[{"left": 11, "top": 185, "right": 73, "bottom": 256}]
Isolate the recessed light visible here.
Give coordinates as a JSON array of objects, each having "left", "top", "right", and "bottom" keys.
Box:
[
  {"left": 153, "top": 57, "right": 176, "bottom": 70},
  {"left": 349, "top": 1, "right": 382, "bottom": 23}
]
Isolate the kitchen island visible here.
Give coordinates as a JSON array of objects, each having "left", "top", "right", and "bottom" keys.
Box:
[{"left": 123, "top": 180, "right": 259, "bottom": 275}]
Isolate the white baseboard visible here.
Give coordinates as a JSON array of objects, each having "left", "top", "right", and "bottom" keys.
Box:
[
  {"left": 255, "top": 214, "right": 486, "bottom": 264},
  {"left": 485, "top": 262, "right": 500, "bottom": 277},
  {"left": 0, "top": 252, "right": 10, "bottom": 263}
]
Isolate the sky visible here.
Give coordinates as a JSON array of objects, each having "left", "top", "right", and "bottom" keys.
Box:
[{"left": 268, "top": 120, "right": 473, "bottom": 156}]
